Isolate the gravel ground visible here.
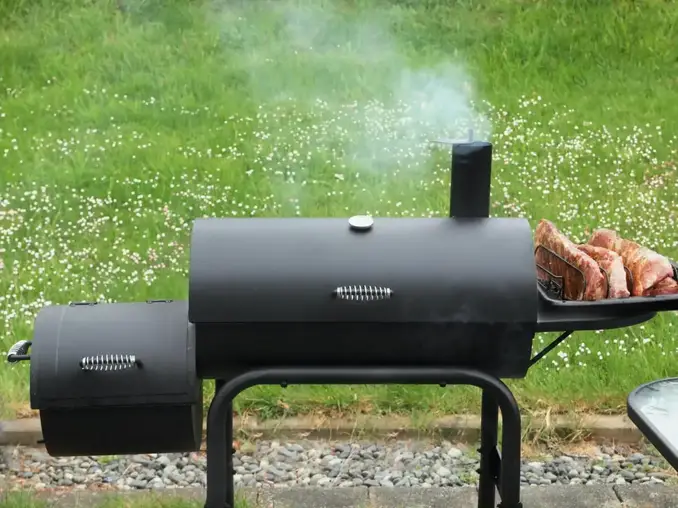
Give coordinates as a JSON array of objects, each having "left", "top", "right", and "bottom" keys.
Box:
[{"left": 0, "top": 440, "right": 674, "bottom": 492}]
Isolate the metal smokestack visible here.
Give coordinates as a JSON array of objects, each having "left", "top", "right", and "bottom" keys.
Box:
[{"left": 449, "top": 139, "right": 492, "bottom": 218}]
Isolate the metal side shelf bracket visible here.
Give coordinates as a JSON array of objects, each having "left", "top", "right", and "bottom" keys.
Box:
[{"left": 529, "top": 331, "right": 574, "bottom": 368}]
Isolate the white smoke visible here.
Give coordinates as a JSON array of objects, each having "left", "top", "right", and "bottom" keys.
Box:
[{"left": 210, "top": 0, "right": 491, "bottom": 207}]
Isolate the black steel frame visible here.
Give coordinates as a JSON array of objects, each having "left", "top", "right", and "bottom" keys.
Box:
[{"left": 204, "top": 367, "right": 523, "bottom": 508}]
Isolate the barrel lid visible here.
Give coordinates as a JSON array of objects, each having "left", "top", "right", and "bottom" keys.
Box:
[{"left": 188, "top": 217, "right": 539, "bottom": 325}]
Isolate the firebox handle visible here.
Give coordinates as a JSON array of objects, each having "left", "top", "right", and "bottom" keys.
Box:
[{"left": 6, "top": 340, "right": 32, "bottom": 363}]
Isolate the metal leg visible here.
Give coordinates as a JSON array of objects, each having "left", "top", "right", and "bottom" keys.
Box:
[
  {"left": 205, "top": 381, "right": 234, "bottom": 508},
  {"left": 478, "top": 391, "right": 499, "bottom": 508},
  {"left": 497, "top": 388, "right": 522, "bottom": 508},
  {"left": 204, "top": 367, "right": 523, "bottom": 508},
  {"left": 224, "top": 400, "right": 234, "bottom": 507}
]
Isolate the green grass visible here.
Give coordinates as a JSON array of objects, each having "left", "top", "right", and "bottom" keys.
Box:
[
  {"left": 0, "top": 491, "right": 251, "bottom": 508},
  {"left": 1, "top": 0, "right": 678, "bottom": 421}
]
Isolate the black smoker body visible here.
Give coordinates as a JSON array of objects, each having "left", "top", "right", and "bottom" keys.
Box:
[
  {"left": 9, "top": 139, "right": 668, "bottom": 508},
  {"left": 190, "top": 216, "right": 538, "bottom": 379}
]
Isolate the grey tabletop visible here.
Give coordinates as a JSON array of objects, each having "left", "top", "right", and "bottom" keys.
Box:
[{"left": 628, "top": 378, "right": 678, "bottom": 470}]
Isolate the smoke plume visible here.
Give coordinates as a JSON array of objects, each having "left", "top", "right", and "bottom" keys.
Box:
[{"left": 210, "top": 0, "right": 491, "bottom": 211}]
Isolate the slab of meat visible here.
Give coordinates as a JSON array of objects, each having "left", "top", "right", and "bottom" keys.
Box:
[
  {"left": 577, "top": 245, "right": 630, "bottom": 298},
  {"left": 644, "top": 277, "right": 678, "bottom": 296},
  {"left": 588, "top": 229, "right": 674, "bottom": 297},
  {"left": 535, "top": 219, "right": 607, "bottom": 301}
]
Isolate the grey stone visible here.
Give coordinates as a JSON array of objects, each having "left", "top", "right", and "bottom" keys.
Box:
[
  {"left": 447, "top": 447, "right": 463, "bottom": 459},
  {"left": 436, "top": 466, "right": 452, "bottom": 478},
  {"left": 621, "top": 470, "right": 636, "bottom": 481},
  {"left": 629, "top": 453, "right": 645, "bottom": 464},
  {"left": 328, "top": 458, "right": 343, "bottom": 468},
  {"left": 1, "top": 440, "right": 673, "bottom": 495}
]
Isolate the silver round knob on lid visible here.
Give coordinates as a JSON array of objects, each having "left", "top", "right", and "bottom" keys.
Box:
[{"left": 348, "top": 215, "right": 374, "bottom": 231}]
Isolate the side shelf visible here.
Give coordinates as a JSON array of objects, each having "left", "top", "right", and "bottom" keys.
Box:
[{"left": 536, "top": 289, "right": 656, "bottom": 333}]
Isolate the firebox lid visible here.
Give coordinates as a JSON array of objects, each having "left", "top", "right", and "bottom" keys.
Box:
[{"left": 29, "top": 301, "right": 201, "bottom": 409}]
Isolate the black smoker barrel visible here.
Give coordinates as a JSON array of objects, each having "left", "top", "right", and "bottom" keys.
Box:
[
  {"left": 188, "top": 215, "right": 539, "bottom": 379},
  {"left": 28, "top": 300, "right": 203, "bottom": 457}
]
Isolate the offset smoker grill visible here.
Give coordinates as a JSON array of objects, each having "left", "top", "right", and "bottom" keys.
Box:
[{"left": 7, "top": 138, "right": 677, "bottom": 508}]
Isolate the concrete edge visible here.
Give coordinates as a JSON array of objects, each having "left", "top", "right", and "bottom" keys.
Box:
[
  {"left": 0, "top": 414, "right": 642, "bottom": 447},
  {"left": 4, "top": 484, "right": 678, "bottom": 508}
]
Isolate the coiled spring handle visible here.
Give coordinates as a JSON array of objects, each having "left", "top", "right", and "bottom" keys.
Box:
[
  {"left": 79, "top": 354, "right": 141, "bottom": 372},
  {"left": 7, "top": 340, "right": 32, "bottom": 363}
]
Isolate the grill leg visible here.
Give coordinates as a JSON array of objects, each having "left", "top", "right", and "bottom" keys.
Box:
[
  {"left": 203, "top": 368, "right": 522, "bottom": 508},
  {"left": 205, "top": 380, "right": 235, "bottom": 508},
  {"left": 478, "top": 391, "right": 498, "bottom": 508},
  {"left": 495, "top": 391, "right": 522, "bottom": 508}
]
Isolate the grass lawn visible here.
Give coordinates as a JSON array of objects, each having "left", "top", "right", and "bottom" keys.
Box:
[
  {"left": 0, "top": 491, "right": 251, "bottom": 508},
  {"left": 1, "top": 0, "right": 678, "bottom": 421}
]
